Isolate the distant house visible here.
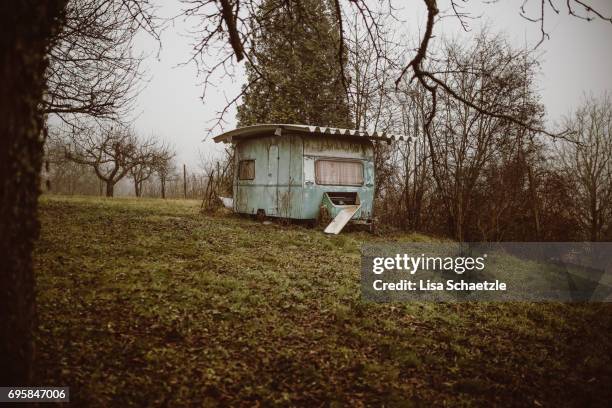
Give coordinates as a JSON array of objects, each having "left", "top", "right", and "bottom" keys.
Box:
[{"left": 214, "top": 124, "right": 408, "bottom": 233}]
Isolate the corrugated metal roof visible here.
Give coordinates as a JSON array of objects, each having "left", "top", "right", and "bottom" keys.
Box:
[{"left": 212, "top": 124, "right": 411, "bottom": 143}]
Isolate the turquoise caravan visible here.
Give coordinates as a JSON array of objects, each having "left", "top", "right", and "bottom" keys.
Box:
[{"left": 213, "top": 124, "right": 407, "bottom": 233}]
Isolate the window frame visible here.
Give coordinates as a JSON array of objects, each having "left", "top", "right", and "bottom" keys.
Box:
[
  {"left": 314, "top": 158, "right": 364, "bottom": 186},
  {"left": 238, "top": 159, "right": 256, "bottom": 180}
]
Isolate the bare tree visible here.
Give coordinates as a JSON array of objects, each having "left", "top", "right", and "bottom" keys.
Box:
[
  {"left": 63, "top": 126, "right": 156, "bottom": 196},
  {"left": 129, "top": 141, "right": 174, "bottom": 197},
  {"left": 395, "top": 0, "right": 610, "bottom": 136},
  {"left": 44, "top": 136, "right": 101, "bottom": 195},
  {"left": 345, "top": 12, "right": 399, "bottom": 132},
  {"left": 557, "top": 94, "right": 612, "bottom": 241},
  {"left": 129, "top": 162, "right": 153, "bottom": 197},
  {"left": 395, "top": 89, "right": 431, "bottom": 231},
  {"left": 154, "top": 154, "right": 177, "bottom": 199},
  {"left": 44, "top": 0, "right": 157, "bottom": 127},
  {"left": 422, "top": 32, "right": 544, "bottom": 240},
  {"left": 199, "top": 149, "right": 234, "bottom": 209}
]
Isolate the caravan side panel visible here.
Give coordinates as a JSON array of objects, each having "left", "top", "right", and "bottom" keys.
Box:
[{"left": 301, "top": 136, "right": 375, "bottom": 221}]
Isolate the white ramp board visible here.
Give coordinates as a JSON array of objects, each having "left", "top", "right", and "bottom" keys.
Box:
[{"left": 324, "top": 205, "right": 360, "bottom": 234}]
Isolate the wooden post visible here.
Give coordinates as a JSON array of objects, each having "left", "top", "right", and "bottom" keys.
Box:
[
  {"left": 216, "top": 161, "right": 221, "bottom": 195},
  {"left": 183, "top": 164, "right": 187, "bottom": 199}
]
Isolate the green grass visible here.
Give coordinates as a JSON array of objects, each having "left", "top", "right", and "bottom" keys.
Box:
[{"left": 34, "top": 195, "right": 612, "bottom": 406}]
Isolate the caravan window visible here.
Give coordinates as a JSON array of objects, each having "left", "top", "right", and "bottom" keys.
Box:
[
  {"left": 315, "top": 160, "right": 363, "bottom": 186},
  {"left": 238, "top": 160, "right": 255, "bottom": 180}
]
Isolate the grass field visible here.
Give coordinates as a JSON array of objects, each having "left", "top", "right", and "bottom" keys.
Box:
[{"left": 34, "top": 195, "right": 612, "bottom": 406}]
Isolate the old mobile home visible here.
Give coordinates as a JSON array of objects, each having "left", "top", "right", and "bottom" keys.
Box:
[{"left": 213, "top": 124, "right": 407, "bottom": 233}]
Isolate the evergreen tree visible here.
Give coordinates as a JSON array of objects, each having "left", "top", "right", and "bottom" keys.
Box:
[{"left": 236, "top": 0, "right": 351, "bottom": 128}]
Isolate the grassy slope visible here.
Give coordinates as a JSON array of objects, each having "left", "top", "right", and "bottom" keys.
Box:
[{"left": 34, "top": 195, "right": 612, "bottom": 407}]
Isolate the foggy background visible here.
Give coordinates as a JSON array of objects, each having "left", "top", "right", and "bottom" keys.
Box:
[{"left": 131, "top": 0, "right": 612, "bottom": 170}]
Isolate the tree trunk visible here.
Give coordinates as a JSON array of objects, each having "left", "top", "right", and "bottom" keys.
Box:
[
  {"left": 106, "top": 181, "right": 115, "bottom": 197},
  {"left": 161, "top": 179, "right": 166, "bottom": 199},
  {"left": 590, "top": 215, "right": 598, "bottom": 242},
  {"left": 134, "top": 179, "right": 140, "bottom": 197},
  {"left": 0, "top": 0, "right": 65, "bottom": 386},
  {"left": 453, "top": 194, "right": 465, "bottom": 242},
  {"left": 588, "top": 187, "right": 597, "bottom": 241},
  {"left": 526, "top": 164, "right": 541, "bottom": 240}
]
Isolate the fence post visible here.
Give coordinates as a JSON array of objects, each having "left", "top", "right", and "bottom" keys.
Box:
[{"left": 183, "top": 164, "right": 187, "bottom": 199}]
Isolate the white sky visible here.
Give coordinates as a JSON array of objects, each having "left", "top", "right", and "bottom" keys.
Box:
[{"left": 132, "top": 0, "right": 612, "bottom": 170}]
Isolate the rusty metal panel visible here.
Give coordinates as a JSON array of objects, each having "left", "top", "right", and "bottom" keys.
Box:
[
  {"left": 276, "top": 134, "right": 291, "bottom": 217},
  {"left": 276, "top": 134, "right": 303, "bottom": 218},
  {"left": 234, "top": 135, "right": 279, "bottom": 215},
  {"left": 303, "top": 135, "right": 374, "bottom": 159}
]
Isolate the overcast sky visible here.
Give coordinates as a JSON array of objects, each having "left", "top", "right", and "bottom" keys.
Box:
[{"left": 132, "top": 0, "right": 612, "bottom": 170}]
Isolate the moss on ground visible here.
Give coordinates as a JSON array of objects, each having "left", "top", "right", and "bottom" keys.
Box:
[{"left": 34, "top": 195, "right": 612, "bottom": 406}]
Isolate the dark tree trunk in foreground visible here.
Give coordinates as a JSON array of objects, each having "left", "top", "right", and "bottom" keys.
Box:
[{"left": 0, "top": 1, "right": 65, "bottom": 386}]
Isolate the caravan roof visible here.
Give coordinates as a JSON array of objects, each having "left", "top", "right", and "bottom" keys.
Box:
[{"left": 212, "top": 124, "right": 410, "bottom": 144}]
